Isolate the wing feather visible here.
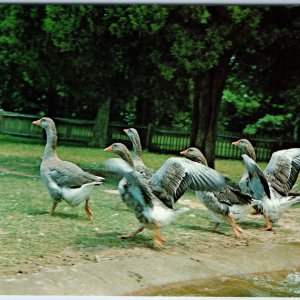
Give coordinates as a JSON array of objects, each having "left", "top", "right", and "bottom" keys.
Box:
[
  {"left": 150, "top": 157, "right": 227, "bottom": 204},
  {"left": 48, "top": 159, "right": 103, "bottom": 187},
  {"left": 264, "top": 148, "right": 300, "bottom": 195},
  {"left": 241, "top": 154, "right": 271, "bottom": 199}
]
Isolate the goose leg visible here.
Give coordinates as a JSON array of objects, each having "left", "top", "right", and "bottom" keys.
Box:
[
  {"left": 235, "top": 224, "right": 244, "bottom": 233},
  {"left": 211, "top": 222, "right": 220, "bottom": 232},
  {"left": 229, "top": 215, "right": 243, "bottom": 238},
  {"left": 260, "top": 212, "right": 272, "bottom": 231},
  {"left": 85, "top": 198, "right": 93, "bottom": 221},
  {"left": 119, "top": 226, "right": 144, "bottom": 239},
  {"left": 50, "top": 203, "right": 57, "bottom": 215},
  {"left": 153, "top": 225, "right": 166, "bottom": 249}
]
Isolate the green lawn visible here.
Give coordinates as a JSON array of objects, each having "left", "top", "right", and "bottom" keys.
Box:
[{"left": 0, "top": 134, "right": 299, "bottom": 275}]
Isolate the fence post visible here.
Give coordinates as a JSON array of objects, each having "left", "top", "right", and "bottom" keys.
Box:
[
  {"left": 0, "top": 109, "right": 3, "bottom": 133},
  {"left": 146, "top": 123, "right": 153, "bottom": 150}
]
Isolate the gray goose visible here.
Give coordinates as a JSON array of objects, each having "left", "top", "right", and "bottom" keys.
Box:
[
  {"left": 232, "top": 139, "right": 300, "bottom": 230},
  {"left": 33, "top": 117, "right": 104, "bottom": 219},
  {"left": 104, "top": 143, "right": 145, "bottom": 239},
  {"left": 105, "top": 149, "right": 235, "bottom": 247},
  {"left": 104, "top": 142, "right": 177, "bottom": 241},
  {"left": 180, "top": 147, "right": 261, "bottom": 238},
  {"left": 123, "top": 128, "right": 155, "bottom": 178}
]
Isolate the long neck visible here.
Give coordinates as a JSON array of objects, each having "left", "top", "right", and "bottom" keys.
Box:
[
  {"left": 188, "top": 153, "right": 208, "bottom": 166},
  {"left": 118, "top": 149, "right": 134, "bottom": 167},
  {"left": 245, "top": 144, "right": 256, "bottom": 162},
  {"left": 131, "top": 134, "right": 143, "bottom": 160},
  {"left": 43, "top": 126, "right": 58, "bottom": 159},
  {"left": 195, "top": 154, "right": 208, "bottom": 166}
]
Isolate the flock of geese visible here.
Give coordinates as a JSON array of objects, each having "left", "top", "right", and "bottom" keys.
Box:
[{"left": 32, "top": 117, "right": 300, "bottom": 248}]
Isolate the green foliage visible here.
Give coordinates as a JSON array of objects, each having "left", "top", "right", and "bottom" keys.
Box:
[
  {"left": 243, "top": 113, "right": 293, "bottom": 135},
  {"left": 219, "top": 77, "right": 263, "bottom": 132},
  {"left": 104, "top": 5, "right": 168, "bottom": 36},
  {"left": 0, "top": 4, "right": 300, "bottom": 140}
]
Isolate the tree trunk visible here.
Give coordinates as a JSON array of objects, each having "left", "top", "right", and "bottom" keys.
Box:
[
  {"left": 91, "top": 97, "right": 111, "bottom": 147},
  {"left": 135, "top": 97, "right": 152, "bottom": 126},
  {"left": 190, "top": 55, "right": 231, "bottom": 168}
]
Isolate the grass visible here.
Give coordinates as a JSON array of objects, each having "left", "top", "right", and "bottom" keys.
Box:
[{"left": 0, "top": 133, "right": 299, "bottom": 275}]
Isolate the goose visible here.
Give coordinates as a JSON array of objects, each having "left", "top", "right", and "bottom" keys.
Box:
[
  {"left": 105, "top": 144, "right": 256, "bottom": 247},
  {"left": 104, "top": 142, "right": 174, "bottom": 240},
  {"left": 180, "top": 147, "right": 262, "bottom": 237},
  {"left": 32, "top": 117, "right": 104, "bottom": 220},
  {"left": 232, "top": 139, "right": 300, "bottom": 230},
  {"left": 123, "top": 128, "right": 155, "bottom": 178}
]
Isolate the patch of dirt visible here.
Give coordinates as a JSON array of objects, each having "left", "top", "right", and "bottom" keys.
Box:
[
  {"left": 1, "top": 192, "right": 300, "bottom": 295},
  {"left": 0, "top": 167, "right": 37, "bottom": 178},
  {"left": 103, "top": 189, "right": 119, "bottom": 195}
]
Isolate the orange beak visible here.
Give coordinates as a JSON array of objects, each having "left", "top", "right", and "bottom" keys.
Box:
[
  {"left": 104, "top": 145, "right": 113, "bottom": 152},
  {"left": 123, "top": 129, "right": 129, "bottom": 134},
  {"left": 180, "top": 149, "right": 188, "bottom": 156},
  {"left": 32, "top": 119, "right": 41, "bottom": 126},
  {"left": 232, "top": 140, "right": 240, "bottom": 146}
]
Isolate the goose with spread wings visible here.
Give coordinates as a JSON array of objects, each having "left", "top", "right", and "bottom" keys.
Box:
[
  {"left": 32, "top": 117, "right": 104, "bottom": 219},
  {"left": 180, "top": 147, "right": 261, "bottom": 237},
  {"left": 105, "top": 152, "right": 234, "bottom": 247},
  {"left": 104, "top": 142, "right": 179, "bottom": 241},
  {"left": 232, "top": 139, "right": 300, "bottom": 230}
]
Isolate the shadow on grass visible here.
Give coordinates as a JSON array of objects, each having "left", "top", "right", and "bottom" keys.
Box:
[
  {"left": 179, "top": 223, "right": 212, "bottom": 232},
  {"left": 239, "top": 219, "right": 264, "bottom": 229},
  {"left": 27, "top": 209, "right": 82, "bottom": 220},
  {"left": 179, "top": 223, "right": 237, "bottom": 237},
  {"left": 73, "top": 231, "right": 153, "bottom": 249}
]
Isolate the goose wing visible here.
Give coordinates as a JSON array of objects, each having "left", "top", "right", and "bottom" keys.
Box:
[
  {"left": 47, "top": 159, "right": 104, "bottom": 187},
  {"left": 264, "top": 148, "right": 300, "bottom": 196},
  {"left": 105, "top": 158, "right": 155, "bottom": 207},
  {"left": 150, "top": 157, "right": 227, "bottom": 205},
  {"left": 241, "top": 154, "right": 271, "bottom": 199},
  {"left": 214, "top": 187, "right": 253, "bottom": 206}
]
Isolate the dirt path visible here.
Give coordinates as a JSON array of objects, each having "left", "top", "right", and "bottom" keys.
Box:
[
  {"left": 0, "top": 243, "right": 299, "bottom": 295},
  {"left": 1, "top": 194, "right": 300, "bottom": 295}
]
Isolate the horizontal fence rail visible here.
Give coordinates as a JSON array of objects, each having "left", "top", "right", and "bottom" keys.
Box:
[{"left": 0, "top": 110, "right": 298, "bottom": 161}]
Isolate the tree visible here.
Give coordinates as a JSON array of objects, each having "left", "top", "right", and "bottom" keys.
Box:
[
  {"left": 1, "top": 5, "right": 299, "bottom": 159},
  {"left": 143, "top": 6, "right": 268, "bottom": 167},
  {"left": 0, "top": 5, "right": 72, "bottom": 117},
  {"left": 222, "top": 6, "right": 300, "bottom": 141}
]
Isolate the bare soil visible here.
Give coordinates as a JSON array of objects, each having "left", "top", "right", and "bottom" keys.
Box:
[{"left": 1, "top": 193, "right": 300, "bottom": 296}]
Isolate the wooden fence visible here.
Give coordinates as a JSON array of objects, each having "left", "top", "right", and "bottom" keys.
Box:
[{"left": 0, "top": 110, "right": 298, "bottom": 161}]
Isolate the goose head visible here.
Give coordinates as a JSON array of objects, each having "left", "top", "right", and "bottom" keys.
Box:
[
  {"left": 123, "top": 128, "right": 139, "bottom": 140},
  {"left": 232, "top": 139, "right": 252, "bottom": 150},
  {"left": 32, "top": 117, "right": 55, "bottom": 130},
  {"left": 232, "top": 139, "right": 256, "bottom": 161},
  {"left": 104, "top": 143, "right": 134, "bottom": 167},
  {"left": 180, "top": 147, "right": 208, "bottom": 166}
]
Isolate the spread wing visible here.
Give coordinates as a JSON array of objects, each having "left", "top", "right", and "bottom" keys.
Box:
[
  {"left": 150, "top": 157, "right": 227, "bottom": 206},
  {"left": 105, "top": 158, "right": 155, "bottom": 207},
  {"left": 264, "top": 148, "right": 300, "bottom": 196},
  {"left": 241, "top": 154, "right": 271, "bottom": 199},
  {"left": 213, "top": 187, "right": 253, "bottom": 206}
]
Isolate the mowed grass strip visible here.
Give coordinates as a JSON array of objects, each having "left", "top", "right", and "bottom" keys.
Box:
[{"left": 0, "top": 134, "right": 299, "bottom": 275}]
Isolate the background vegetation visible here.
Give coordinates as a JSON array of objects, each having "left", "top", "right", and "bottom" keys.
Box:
[{"left": 0, "top": 5, "right": 299, "bottom": 166}]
